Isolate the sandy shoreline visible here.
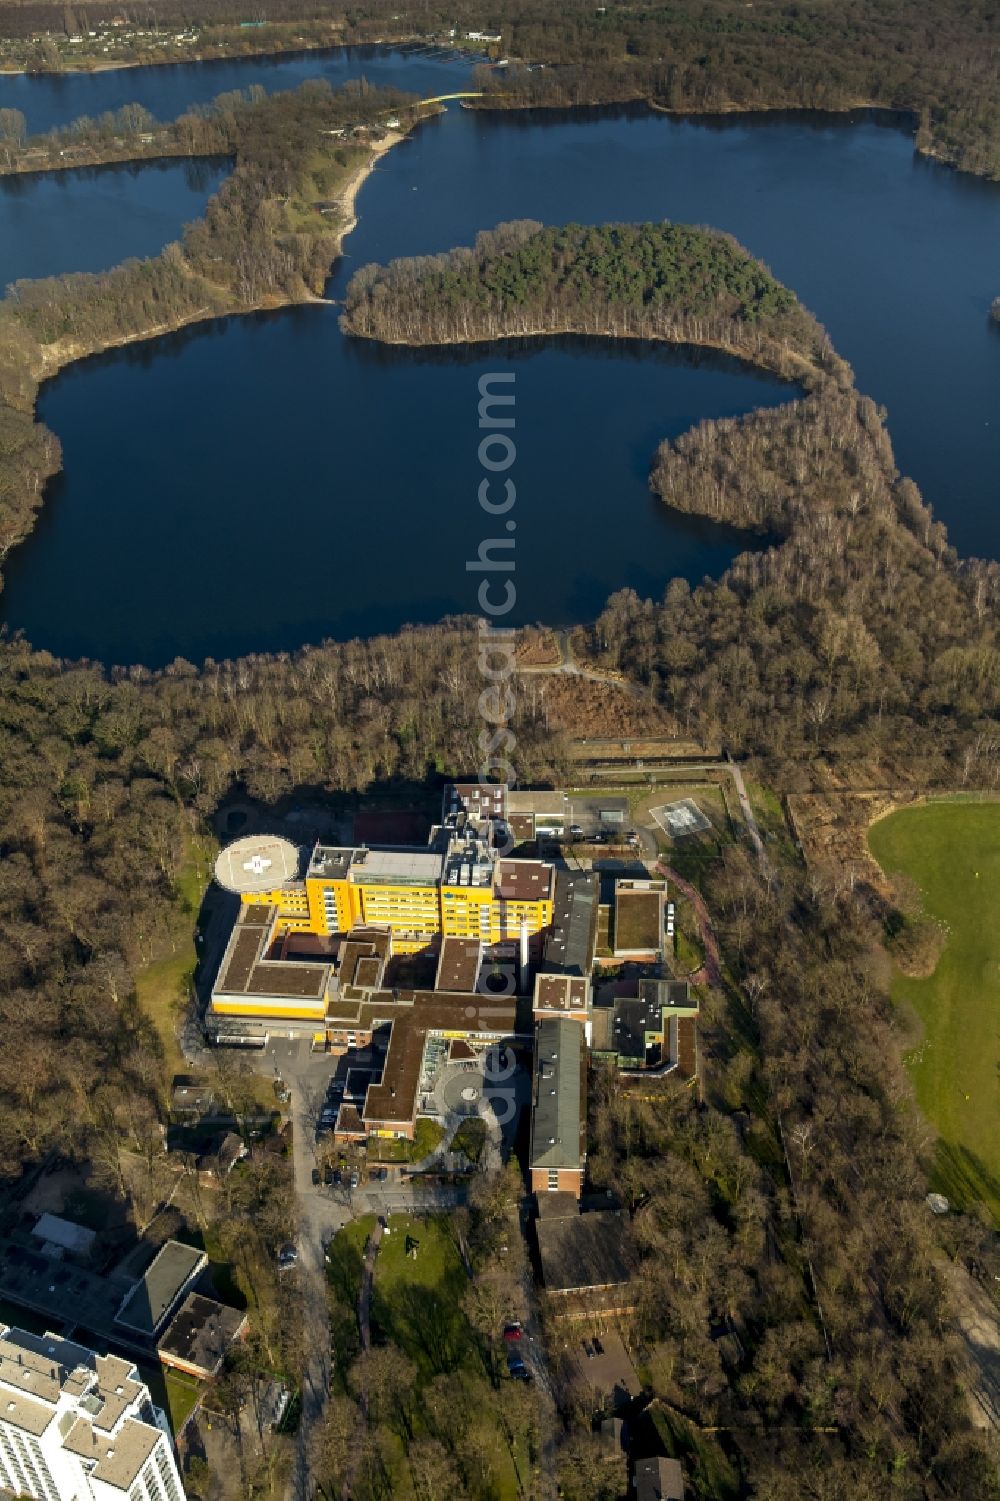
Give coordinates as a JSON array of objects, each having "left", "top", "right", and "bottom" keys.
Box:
[
  {"left": 28, "top": 128, "right": 405, "bottom": 385},
  {"left": 334, "top": 129, "right": 401, "bottom": 247}
]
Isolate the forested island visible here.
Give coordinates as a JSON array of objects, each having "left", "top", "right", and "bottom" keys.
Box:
[
  {"left": 0, "top": 79, "right": 415, "bottom": 559},
  {"left": 341, "top": 219, "right": 847, "bottom": 388}
]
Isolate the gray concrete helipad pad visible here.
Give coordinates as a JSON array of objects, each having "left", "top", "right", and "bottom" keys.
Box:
[
  {"left": 651, "top": 798, "right": 712, "bottom": 838},
  {"left": 214, "top": 834, "right": 301, "bottom": 893}
]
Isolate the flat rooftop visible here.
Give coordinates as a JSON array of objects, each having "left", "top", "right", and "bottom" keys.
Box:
[
  {"left": 156, "top": 1293, "right": 246, "bottom": 1376},
  {"left": 63, "top": 1411, "right": 161, "bottom": 1493},
  {"left": 536, "top": 1210, "right": 630, "bottom": 1293},
  {"left": 534, "top": 974, "right": 590, "bottom": 1014},
  {"left": 543, "top": 869, "right": 598, "bottom": 975},
  {"left": 309, "top": 845, "right": 360, "bottom": 880},
  {"left": 496, "top": 859, "right": 554, "bottom": 903},
  {"left": 355, "top": 847, "right": 445, "bottom": 885},
  {"left": 0, "top": 1241, "right": 126, "bottom": 1344},
  {"left": 215, "top": 905, "right": 329, "bottom": 1002},
  {"left": 435, "top": 937, "right": 483, "bottom": 993},
  {"left": 338, "top": 931, "right": 391, "bottom": 991},
  {"left": 115, "top": 1241, "right": 206, "bottom": 1337},
  {"left": 530, "top": 1017, "right": 586, "bottom": 1173},
  {"left": 614, "top": 889, "right": 663, "bottom": 953}
]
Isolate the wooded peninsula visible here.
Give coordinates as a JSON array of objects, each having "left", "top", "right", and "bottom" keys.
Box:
[{"left": 0, "top": 79, "right": 415, "bottom": 560}]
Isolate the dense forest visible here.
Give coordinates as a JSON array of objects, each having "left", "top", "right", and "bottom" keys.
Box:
[
  {"left": 464, "top": 0, "right": 1000, "bottom": 179},
  {"left": 2, "top": 0, "right": 999, "bottom": 178},
  {"left": 581, "top": 846, "right": 1000, "bottom": 1500},
  {"left": 599, "top": 387, "right": 1000, "bottom": 779},
  {"left": 342, "top": 219, "right": 843, "bottom": 386}
]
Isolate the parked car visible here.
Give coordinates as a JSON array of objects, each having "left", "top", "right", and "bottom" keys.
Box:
[
  {"left": 374, "top": 1166, "right": 389, "bottom": 1182},
  {"left": 350, "top": 1169, "right": 360, "bottom": 1189},
  {"left": 507, "top": 1354, "right": 530, "bottom": 1381},
  {"left": 503, "top": 1323, "right": 522, "bottom": 1342},
  {"left": 311, "top": 1168, "right": 321, "bottom": 1187},
  {"left": 583, "top": 1340, "right": 596, "bottom": 1359},
  {"left": 277, "top": 1244, "right": 298, "bottom": 1271},
  {"left": 569, "top": 823, "right": 584, "bottom": 837},
  {"left": 592, "top": 1336, "right": 604, "bottom": 1355}
]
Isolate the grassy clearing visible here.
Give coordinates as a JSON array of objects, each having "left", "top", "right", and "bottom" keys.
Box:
[
  {"left": 371, "top": 1214, "right": 474, "bottom": 1381},
  {"left": 868, "top": 802, "right": 1000, "bottom": 1222},
  {"left": 673, "top": 899, "right": 705, "bottom": 975},
  {"left": 746, "top": 781, "right": 800, "bottom": 865},
  {"left": 135, "top": 833, "right": 215, "bottom": 1079},
  {"left": 283, "top": 141, "right": 370, "bottom": 234}
]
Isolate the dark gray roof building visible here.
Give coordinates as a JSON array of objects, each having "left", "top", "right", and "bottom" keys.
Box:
[
  {"left": 543, "top": 870, "right": 598, "bottom": 976},
  {"left": 114, "top": 1241, "right": 207, "bottom": 1338},
  {"left": 529, "top": 1018, "right": 586, "bottom": 1175},
  {"left": 536, "top": 1209, "right": 630, "bottom": 1293},
  {"left": 635, "top": 1456, "right": 686, "bottom": 1501}
]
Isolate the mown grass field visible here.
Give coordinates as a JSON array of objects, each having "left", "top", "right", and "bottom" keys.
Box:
[{"left": 868, "top": 801, "right": 1000, "bottom": 1222}]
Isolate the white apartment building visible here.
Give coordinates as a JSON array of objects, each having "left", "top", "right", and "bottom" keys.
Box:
[{"left": 0, "top": 1325, "right": 185, "bottom": 1501}]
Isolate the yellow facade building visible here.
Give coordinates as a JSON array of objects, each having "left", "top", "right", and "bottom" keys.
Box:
[
  {"left": 244, "top": 842, "right": 554, "bottom": 954},
  {"left": 210, "top": 828, "right": 555, "bottom": 1037}
]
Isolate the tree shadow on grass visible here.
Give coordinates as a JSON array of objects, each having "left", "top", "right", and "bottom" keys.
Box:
[
  {"left": 377, "top": 1283, "right": 470, "bottom": 1380},
  {"left": 931, "top": 1140, "right": 1000, "bottom": 1225},
  {"left": 326, "top": 1228, "right": 368, "bottom": 1306}
]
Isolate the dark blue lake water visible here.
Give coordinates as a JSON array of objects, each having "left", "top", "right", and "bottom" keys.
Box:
[
  {"left": 0, "top": 44, "right": 472, "bottom": 135},
  {"left": 0, "top": 66, "right": 997, "bottom": 665},
  {"left": 0, "top": 157, "right": 228, "bottom": 287}
]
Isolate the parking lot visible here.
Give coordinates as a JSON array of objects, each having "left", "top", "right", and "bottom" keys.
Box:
[{"left": 568, "top": 795, "right": 630, "bottom": 837}]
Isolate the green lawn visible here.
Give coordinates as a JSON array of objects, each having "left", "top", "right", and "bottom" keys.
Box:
[
  {"left": 140, "top": 1361, "right": 203, "bottom": 1437},
  {"left": 869, "top": 802, "right": 1000, "bottom": 1221},
  {"left": 326, "top": 1215, "right": 374, "bottom": 1307},
  {"left": 371, "top": 1214, "right": 474, "bottom": 1380}
]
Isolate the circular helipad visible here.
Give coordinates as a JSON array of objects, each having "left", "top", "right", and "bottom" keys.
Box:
[{"left": 214, "top": 834, "right": 301, "bottom": 894}]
